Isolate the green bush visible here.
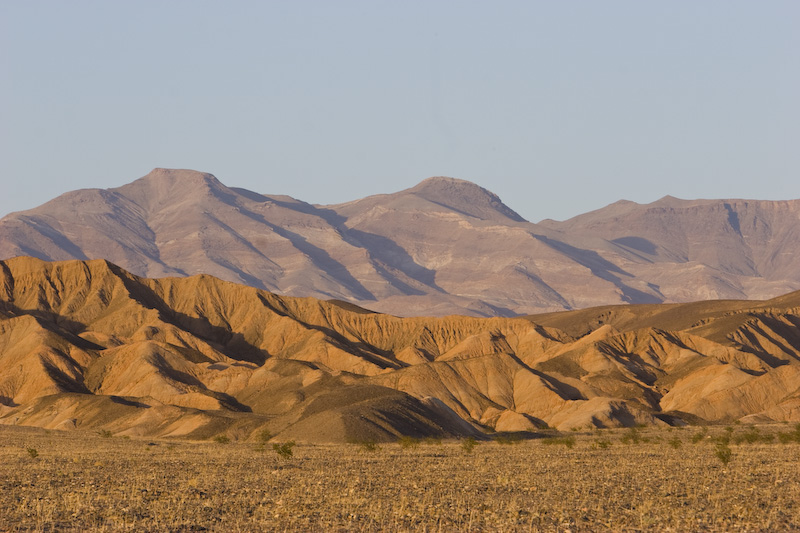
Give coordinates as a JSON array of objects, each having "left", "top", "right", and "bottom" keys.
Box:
[
  {"left": 397, "top": 436, "right": 420, "bottom": 449},
  {"left": 777, "top": 423, "right": 800, "bottom": 444},
  {"left": 620, "top": 427, "right": 647, "bottom": 445},
  {"left": 346, "top": 438, "right": 382, "bottom": 452},
  {"left": 257, "top": 429, "right": 272, "bottom": 444},
  {"left": 213, "top": 435, "right": 230, "bottom": 444},
  {"left": 461, "top": 437, "right": 479, "bottom": 454},
  {"left": 734, "top": 426, "right": 762, "bottom": 445},
  {"left": 593, "top": 439, "right": 612, "bottom": 449},
  {"left": 542, "top": 436, "right": 575, "bottom": 449},
  {"left": 26, "top": 448, "right": 38, "bottom": 459},
  {"left": 493, "top": 434, "right": 522, "bottom": 445},
  {"left": 273, "top": 441, "right": 296, "bottom": 459},
  {"left": 715, "top": 441, "right": 732, "bottom": 465},
  {"left": 691, "top": 427, "right": 708, "bottom": 444}
]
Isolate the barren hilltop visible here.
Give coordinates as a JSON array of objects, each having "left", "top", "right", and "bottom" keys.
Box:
[
  {"left": 2, "top": 168, "right": 799, "bottom": 316},
  {"left": 1, "top": 257, "right": 798, "bottom": 442}
]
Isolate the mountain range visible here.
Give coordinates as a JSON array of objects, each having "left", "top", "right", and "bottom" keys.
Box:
[
  {"left": 1, "top": 257, "right": 799, "bottom": 442},
  {"left": 2, "top": 168, "right": 799, "bottom": 317}
]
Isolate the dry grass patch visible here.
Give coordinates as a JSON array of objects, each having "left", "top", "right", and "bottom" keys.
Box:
[{"left": 1, "top": 424, "right": 799, "bottom": 531}]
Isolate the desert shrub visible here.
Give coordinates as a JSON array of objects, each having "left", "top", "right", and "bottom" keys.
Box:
[
  {"left": 213, "top": 435, "right": 230, "bottom": 444},
  {"left": 355, "top": 440, "right": 380, "bottom": 453},
  {"left": 542, "top": 436, "right": 575, "bottom": 449},
  {"left": 668, "top": 436, "right": 682, "bottom": 449},
  {"left": 346, "top": 438, "right": 381, "bottom": 452},
  {"left": 397, "top": 436, "right": 420, "bottom": 449},
  {"left": 257, "top": 429, "right": 272, "bottom": 443},
  {"left": 777, "top": 423, "right": 800, "bottom": 444},
  {"left": 423, "top": 436, "right": 443, "bottom": 446},
  {"left": 593, "top": 439, "right": 612, "bottom": 449},
  {"left": 253, "top": 429, "right": 272, "bottom": 451},
  {"left": 97, "top": 429, "right": 113, "bottom": 438},
  {"left": 620, "top": 427, "right": 647, "bottom": 445},
  {"left": 714, "top": 433, "right": 730, "bottom": 445},
  {"left": 715, "top": 441, "right": 732, "bottom": 465},
  {"left": 461, "top": 437, "right": 479, "bottom": 454},
  {"left": 691, "top": 427, "right": 708, "bottom": 444},
  {"left": 273, "top": 441, "right": 295, "bottom": 459},
  {"left": 26, "top": 448, "right": 38, "bottom": 459},
  {"left": 493, "top": 434, "right": 522, "bottom": 445},
  {"left": 734, "top": 426, "right": 762, "bottom": 445}
]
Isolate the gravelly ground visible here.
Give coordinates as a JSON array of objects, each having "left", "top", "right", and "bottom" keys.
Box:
[{"left": 1, "top": 424, "right": 799, "bottom": 532}]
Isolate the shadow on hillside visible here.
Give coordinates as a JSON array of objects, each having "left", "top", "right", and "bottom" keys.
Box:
[
  {"left": 267, "top": 199, "right": 444, "bottom": 296},
  {"left": 109, "top": 395, "right": 150, "bottom": 409},
  {"left": 233, "top": 203, "right": 377, "bottom": 301},
  {"left": 254, "top": 293, "right": 404, "bottom": 371},
  {"left": 0, "top": 395, "right": 18, "bottom": 407},
  {"left": 107, "top": 263, "right": 270, "bottom": 366},
  {"left": 533, "top": 234, "right": 664, "bottom": 304}
]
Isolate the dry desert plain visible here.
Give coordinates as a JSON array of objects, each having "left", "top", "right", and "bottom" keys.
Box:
[{"left": 2, "top": 423, "right": 800, "bottom": 532}]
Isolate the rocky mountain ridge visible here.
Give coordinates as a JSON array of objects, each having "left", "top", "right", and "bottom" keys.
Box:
[{"left": 1, "top": 168, "right": 799, "bottom": 316}]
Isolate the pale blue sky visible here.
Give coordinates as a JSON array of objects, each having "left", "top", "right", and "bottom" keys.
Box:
[{"left": 2, "top": 1, "right": 798, "bottom": 222}]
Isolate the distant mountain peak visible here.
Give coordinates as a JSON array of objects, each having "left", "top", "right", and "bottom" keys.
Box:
[
  {"left": 408, "top": 176, "right": 526, "bottom": 222},
  {"left": 113, "top": 168, "right": 227, "bottom": 212},
  {"left": 138, "top": 168, "right": 221, "bottom": 188},
  {"left": 412, "top": 175, "right": 474, "bottom": 187},
  {"left": 409, "top": 176, "right": 493, "bottom": 197},
  {"left": 651, "top": 195, "right": 687, "bottom": 208}
]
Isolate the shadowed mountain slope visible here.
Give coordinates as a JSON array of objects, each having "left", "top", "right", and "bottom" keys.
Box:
[
  {"left": 2, "top": 169, "right": 799, "bottom": 316},
  {"left": 1, "top": 258, "right": 799, "bottom": 441}
]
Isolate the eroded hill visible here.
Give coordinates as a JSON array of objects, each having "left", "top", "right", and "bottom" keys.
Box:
[{"left": 1, "top": 258, "right": 799, "bottom": 442}]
